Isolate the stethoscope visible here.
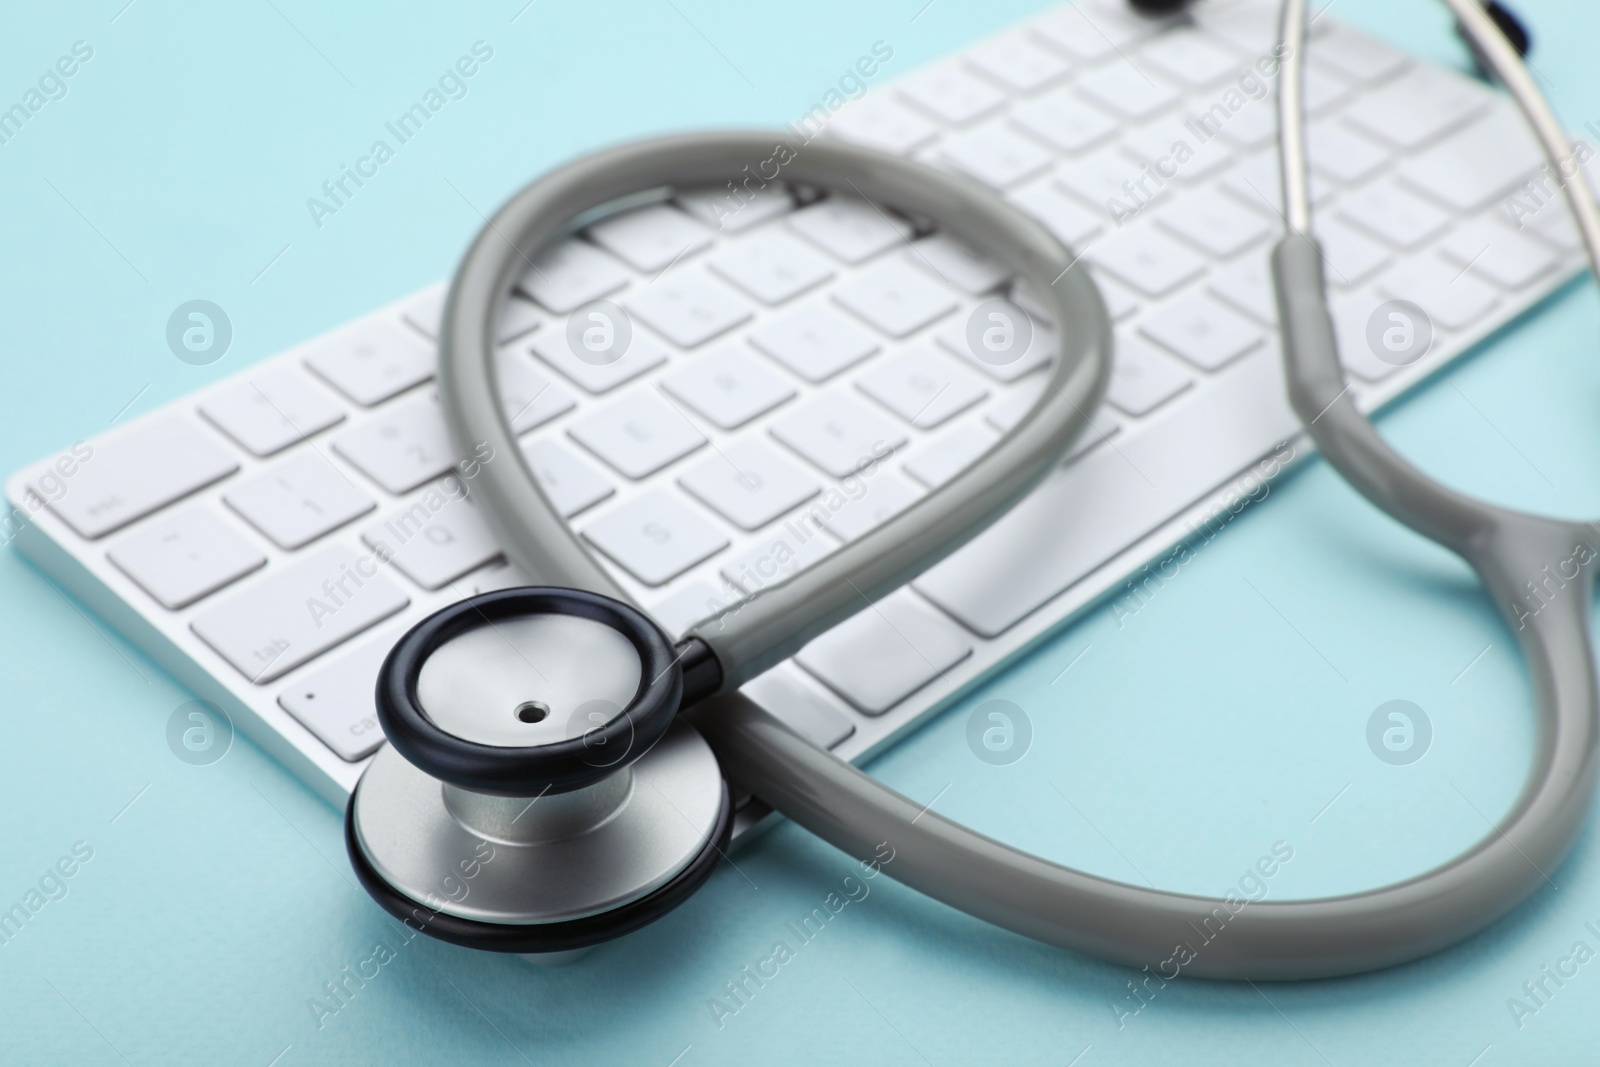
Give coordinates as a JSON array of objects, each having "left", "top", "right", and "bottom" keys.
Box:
[{"left": 345, "top": 0, "right": 1600, "bottom": 980}]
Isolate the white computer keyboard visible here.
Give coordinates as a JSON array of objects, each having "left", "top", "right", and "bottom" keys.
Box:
[{"left": 6, "top": 0, "right": 1588, "bottom": 825}]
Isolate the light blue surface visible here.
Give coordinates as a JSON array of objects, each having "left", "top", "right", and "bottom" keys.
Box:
[{"left": 2, "top": 0, "right": 1598, "bottom": 1063}]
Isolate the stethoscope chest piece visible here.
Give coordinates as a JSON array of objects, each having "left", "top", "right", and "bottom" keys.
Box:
[{"left": 345, "top": 587, "right": 730, "bottom": 953}]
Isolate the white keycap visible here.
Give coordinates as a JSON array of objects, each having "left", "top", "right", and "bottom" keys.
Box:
[
  {"left": 224, "top": 451, "right": 374, "bottom": 550},
  {"left": 1311, "top": 22, "right": 1411, "bottom": 85},
  {"left": 332, "top": 393, "right": 457, "bottom": 494},
  {"left": 277, "top": 629, "right": 397, "bottom": 761},
  {"left": 1208, "top": 252, "right": 1277, "bottom": 324},
  {"left": 721, "top": 526, "right": 834, "bottom": 593},
  {"left": 190, "top": 545, "right": 410, "bottom": 684},
  {"left": 1308, "top": 121, "right": 1388, "bottom": 186},
  {"left": 675, "top": 185, "right": 793, "bottom": 233},
  {"left": 1396, "top": 108, "right": 1543, "bottom": 213},
  {"left": 1107, "top": 335, "right": 1195, "bottom": 416},
  {"left": 796, "top": 593, "right": 972, "bottom": 715},
  {"left": 935, "top": 303, "right": 1053, "bottom": 383},
  {"left": 1158, "top": 187, "right": 1273, "bottom": 258},
  {"left": 941, "top": 122, "right": 1054, "bottom": 189},
  {"left": 38, "top": 415, "right": 238, "bottom": 539},
  {"left": 1137, "top": 29, "right": 1241, "bottom": 88},
  {"left": 518, "top": 238, "right": 630, "bottom": 314},
  {"left": 904, "top": 421, "right": 1000, "bottom": 488},
  {"left": 857, "top": 346, "right": 989, "bottom": 428},
  {"left": 582, "top": 489, "right": 728, "bottom": 586},
  {"left": 625, "top": 267, "right": 751, "bottom": 348},
  {"left": 708, "top": 228, "right": 834, "bottom": 305},
  {"left": 1329, "top": 292, "right": 1407, "bottom": 383},
  {"left": 1075, "top": 63, "right": 1181, "bottom": 122},
  {"left": 1304, "top": 65, "right": 1356, "bottom": 116},
  {"left": 1206, "top": 96, "right": 1277, "bottom": 152},
  {"left": 829, "top": 95, "right": 940, "bottom": 155},
  {"left": 587, "top": 203, "right": 711, "bottom": 272},
  {"left": 906, "top": 234, "right": 1009, "bottom": 296},
  {"left": 817, "top": 468, "right": 924, "bottom": 542},
  {"left": 896, "top": 61, "right": 1005, "bottom": 126},
  {"left": 529, "top": 321, "right": 668, "bottom": 394},
  {"left": 1122, "top": 115, "right": 1235, "bottom": 185},
  {"left": 982, "top": 377, "right": 1047, "bottom": 434},
  {"left": 1008, "top": 180, "right": 1104, "bottom": 248},
  {"left": 832, "top": 257, "right": 959, "bottom": 338},
  {"left": 1379, "top": 255, "right": 1501, "bottom": 332},
  {"left": 678, "top": 440, "right": 819, "bottom": 530},
  {"left": 401, "top": 287, "right": 446, "bottom": 340},
  {"left": 1093, "top": 275, "right": 1141, "bottom": 322},
  {"left": 1057, "top": 149, "right": 1157, "bottom": 219},
  {"left": 965, "top": 31, "right": 1070, "bottom": 92},
  {"left": 741, "top": 667, "right": 856, "bottom": 750},
  {"left": 1090, "top": 224, "right": 1207, "bottom": 298},
  {"left": 303, "top": 319, "right": 434, "bottom": 407},
  {"left": 108, "top": 505, "right": 266, "bottom": 610},
  {"left": 360, "top": 478, "right": 501, "bottom": 590},
  {"left": 519, "top": 437, "right": 616, "bottom": 517},
  {"left": 660, "top": 343, "right": 795, "bottom": 429},
  {"left": 1313, "top": 217, "right": 1392, "bottom": 287},
  {"left": 1010, "top": 87, "right": 1118, "bottom": 156},
  {"left": 1221, "top": 150, "right": 1335, "bottom": 213},
  {"left": 771, "top": 393, "right": 909, "bottom": 477},
  {"left": 787, "top": 199, "right": 913, "bottom": 264},
  {"left": 749, "top": 301, "right": 879, "bottom": 382},
  {"left": 568, "top": 390, "right": 705, "bottom": 478},
  {"left": 1139, "top": 294, "right": 1263, "bottom": 371},
  {"left": 199, "top": 367, "right": 345, "bottom": 457},
  {"left": 496, "top": 350, "right": 577, "bottom": 433},
  {"left": 495, "top": 298, "right": 546, "bottom": 344},
  {"left": 650, "top": 579, "right": 740, "bottom": 639},
  {"left": 404, "top": 287, "right": 543, "bottom": 345},
  {"left": 1031, "top": 4, "right": 1153, "bottom": 63},
  {"left": 1342, "top": 65, "right": 1488, "bottom": 149},
  {"left": 1440, "top": 216, "right": 1559, "bottom": 290},
  {"left": 1338, "top": 178, "right": 1452, "bottom": 250}
]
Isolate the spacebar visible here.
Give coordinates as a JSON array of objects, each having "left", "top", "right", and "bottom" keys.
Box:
[{"left": 914, "top": 349, "right": 1302, "bottom": 637}]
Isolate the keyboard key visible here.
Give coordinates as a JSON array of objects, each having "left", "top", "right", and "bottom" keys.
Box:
[
  {"left": 1378, "top": 255, "right": 1501, "bottom": 332},
  {"left": 1057, "top": 149, "right": 1156, "bottom": 219},
  {"left": 906, "top": 233, "right": 1009, "bottom": 295},
  {"left": 108, "top": 505, "right": 265, "bottom": 609},
  {"left": 896, "top": 61, "right": 1005, "bottom": 125},
  {"left": 1139, "top": 294, "right": 1263, "bottom": 371},
  {"left": 650, "top": 579, "right": 741, "bottom": 639},
  {"left": 904, "top": 421, "right": 1000, "bottom": 488},
  {"left": 1440, "top": 216, "right": 1560, "bottom": 289},
  {"left": 1090, "top": 224, "right": 1207, "bottom": 298},
  {"left": 587, "top": 203, "right": 711, "bottom": 272},
  {"left": 332, "top": 393, "right": 457, "bottom": 494},
  {"left": 965, "top": 31, "right": 1071, "bottom": 93},
  {"left": 678, "top": 440, "right": 819, "bottom": 530},
  {"left": 359, "top": 477, "right": 500, "bottom": 590},
  {"left": 519, "top": 437, "right": 615, "bottom": 516},
  {"left": 1138, "top": 28, "right": 1241, "bottom": 88},
  {"left": 199, "top": 367, "right": 345, "bottom": 457},
  {"left": 568, "top": 390, "right": 705, "bottom": 478},
  {"left": 303, "top": 319, "right": 434, "bottom": 407},
  {"left": 1031, "top": 3, "right": 1153, "bottom": 63},
  {"left": 857, "top": 347, "right": 989, "bottom": 428},
  {"left": 1308, "top": 121, "right": 1388, "bottom": 186},
  {"left": 829, "top": 95, "right": 940, "bottom": 155},
  {"left": 404, "top": 287, "right": 543, "bottom": 345},
  {"left": 191, "top": 545, "right": 410, "bottom": 684},
  {"left": 277, "top": 630, "right": 397, "bottom": 761},
  {"left": 796, "top": 592, "right": 972, "bottom": 714},
  {"left": 675, "top": 185, "right": 793, "bottom": 233},
  {"left": 660, "top": 343, "right": 796, "bottom": 429},
  {"left": 771, "top": 393, "right": 908, "bottom": 477},
  {"left": 1208, "top": 253, "right": 1277, "bottom": 324},
  {"left": 1342, "top": 65, "right": 1488, "bottom": 150},
  {"left": 708, "top": 228, "right": 834, "bottom": 305},
  {"left": 1396, "top": 107, "right": 1543, "bottom": 213},
  {"left": 38, "top": 415, "right": 238, "bottom": 539},
  {"left": 1011, "top": 86, "right": 1118, "bottom": 156},
  {"left": 816, "top": 468, "right": 923, "bottom": 541},
  {"left": 496, "top": 350, "right": 577, "bottom": 433},
  {"left": 787, "top": 198, "right": 914, "bottom": 264},
  {"left": 224, "top": 451, "right": 374, "bottom": 550},
  {"left": 1313, "top": 217, "right": 1392, "bottom": 287},
  {"left": 1329, "top": 292, "right": 1408, "bottom": 383},
  {"left": 1221, "top": 150, "right": 1335, "bottom": 213},
  {"left": 832, "top": 257, "right": 959, "bottom": 338},
  {"left": 935, "top": 302, "right": 1053, "bottom": 383},
  {"left": 625, "top": 267, "right": 751, "bottom": 347},
  {"left": 742, "top": 667, "right": 856, "bottom": 750},
  {"left": 1075, "top": 63, "right": 1181, "bottom": 122},
  {"left": 721, "top": 528, "right": 834, "bottom": 593},
  {"left": 529, "top": 321, "right": 668, "bottom": 394},
  {"left": 1311, "top": 22, "right": 1411, "bottom": 85},
  {"left": 1157, "top": 187, "right": 1273, "bottom": 259},
  {"left": 1122, "top": 114, "right": 1235, "bottom": 185},
  {"left": 749, "top": 301, "right": 880, "bottom": 382},
  {"left": 940, "top": 122, "right": 1054, "bottom": 189},
  {"left": 1008, "top": 180, "right": 1104, "bottom": 248},
  {"left": 1107, "top": 335, "right": 1194, "bottom": 416},
  {"left": 1338, "top": 178, "right": 1452, "bottom": 250},
  {"left": 582, "top": 490, "right": 728, "bottom": 586},
  {"left": 518, "top": 238, "right": 630, "bottom": 314}
]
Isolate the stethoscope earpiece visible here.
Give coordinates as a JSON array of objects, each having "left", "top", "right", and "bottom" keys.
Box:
[
  {"left": 345, "top": 587, "right": 731, "bottom": 953},
  {"left": 1456, "top": 0, "right": 1531, "bottom": 80}
]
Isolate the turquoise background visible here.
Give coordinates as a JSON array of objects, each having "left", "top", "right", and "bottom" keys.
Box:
[{"left": 2, "top": 0, "right": 1598, "bottom": 1063}]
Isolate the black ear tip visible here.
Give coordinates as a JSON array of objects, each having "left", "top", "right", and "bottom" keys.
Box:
[
  {"left": 1126, "top": 0, "right": 1192, "bottom": 15},
  {"left": 1458, "top": 0, "right": 1533, "bottom": 79}
]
